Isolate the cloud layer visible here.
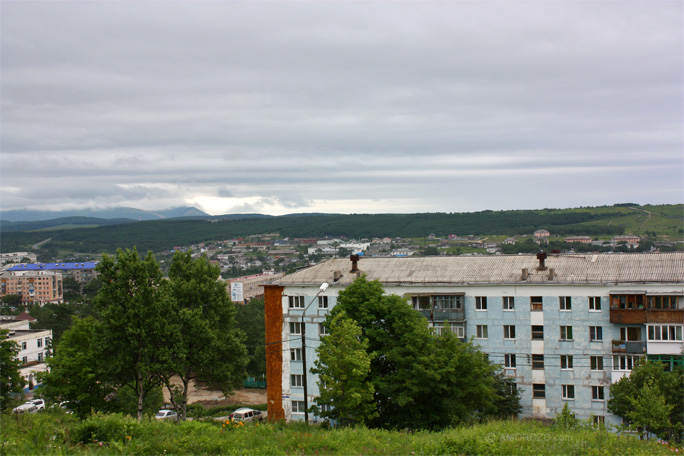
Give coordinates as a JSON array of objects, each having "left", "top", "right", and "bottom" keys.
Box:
[{"left": 2, "top": 1, "right": 682, "bottom": 215}]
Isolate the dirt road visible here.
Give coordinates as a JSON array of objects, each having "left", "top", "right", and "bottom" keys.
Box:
[{"left": 162, "top": 377, "right": 267, "bottom": 407}]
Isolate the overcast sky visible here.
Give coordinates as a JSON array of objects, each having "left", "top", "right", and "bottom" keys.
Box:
[{"left": 1, "top": 1, "right": 682, "bottom": 216}]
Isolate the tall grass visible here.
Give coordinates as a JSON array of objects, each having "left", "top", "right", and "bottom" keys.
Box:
[{"left": 1, "top": 411, "right": 682, "bottom": 455}]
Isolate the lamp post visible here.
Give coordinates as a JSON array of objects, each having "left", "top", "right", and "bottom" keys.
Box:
[{"left": 301, "top": 282, "right": 329, "bottom": 424}]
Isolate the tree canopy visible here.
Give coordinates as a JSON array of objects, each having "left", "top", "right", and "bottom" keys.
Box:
[{"left": 318, "top": 276, "right": 517, "bottom": 430}]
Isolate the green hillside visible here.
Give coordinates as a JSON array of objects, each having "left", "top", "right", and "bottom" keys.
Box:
[{"left": 1, "top": 204, "right": 681, "bottom": 255}]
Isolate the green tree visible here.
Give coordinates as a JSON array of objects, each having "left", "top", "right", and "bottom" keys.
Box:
[
  {"left": 609, "top": 360, "right": 684, "bottom": 441},
  {"left": 422, "top": 246, "right": 439, "bottom": 256},
  {"left": 627, "top": 379, "right": 674, "bottom": 439},
  {"left": 1, "top": 294, "right": 22, "bottom": 308},
  {"left": 28, "top": 303, "right": 76, "bottom": 346},
  {"left": 38, "top": 317, "right": 112, "bottom": 418},
  {"left": 235, "top": 298, "right": 266, "bottom": 377},
  {"left": 95, "top": 248, "right": 173, "bottom": 421},
  {"left": 311, "top": 311, "right": 377, "bottom": 426},
  {"left": 165, "top": 251, "right": 248, "bottom": 420},
  {"left": 62, "top": 276, "right": 82, "bottom": 301},
  {"left": 329, "top": 276, "right": 502, "bottom": 430},
  {"left": 0, "top": 329, "right": 25, "bottom": 411}
]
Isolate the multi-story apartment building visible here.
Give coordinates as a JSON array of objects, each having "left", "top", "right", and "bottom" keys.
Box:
[
  {"left": 0, "top": 312, "right": 52, "bottom": 391},
  {"left": 263, "top": 252, "right": 684, "bottom": 425},
  {"left": 5, "top": 262, "right": 98, "bottom": 284},
  {"left": 0, "top": 269, "right": 63, "bottom": 304},
  {"left": 0, "top": 252, "right": 38, "bottom": 266}
]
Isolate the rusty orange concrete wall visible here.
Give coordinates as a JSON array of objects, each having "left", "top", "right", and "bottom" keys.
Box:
[{"left": 264, "top": 284, "right": 285, "bottom": 421}]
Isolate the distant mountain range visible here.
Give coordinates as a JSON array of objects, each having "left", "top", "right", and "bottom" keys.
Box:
[{"left": 0, "top": 206, "right": 209, "bottom": 222}]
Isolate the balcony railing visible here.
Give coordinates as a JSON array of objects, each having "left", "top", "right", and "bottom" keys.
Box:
[
  {"left": 612, "top": 340, "right": 646, "bottom": 354},
  {"left": 610, "top": 308, "right": 683, "bottom": 324},
  {"left": 416, "top": 308, "right": 465, "bottom": 321}
]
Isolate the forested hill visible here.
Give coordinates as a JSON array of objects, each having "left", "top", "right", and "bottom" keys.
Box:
[{"left": 1, "top": 204, "right": 682, "bottom": 254}]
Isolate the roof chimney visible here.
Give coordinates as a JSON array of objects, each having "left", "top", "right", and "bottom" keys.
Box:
[
  {"left": 536, "top": 252, "right": 548, "bottom": 271},
  {"left": 350, "top": 254, "right": 360, "bottom": 273}
]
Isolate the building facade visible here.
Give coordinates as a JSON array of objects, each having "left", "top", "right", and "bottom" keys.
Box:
[
  {"left": 227, "top": 271, "right": 285, "bottom": 304},
  {"left": 5, "top": 262, "right": 98, "bottom": 284},
  {"left": 1, "top": 313, "right": 52, "bottom": 391},
  {"left": 264, "top": 252, "right": 684, "bottom": 425},
  {"left": 0, "top": 269, "right": 63, "bottom": 304}
]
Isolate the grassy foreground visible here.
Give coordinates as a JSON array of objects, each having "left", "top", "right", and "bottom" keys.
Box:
[{"left": 1, "top": 412, "right": 682, "bottom": 455}]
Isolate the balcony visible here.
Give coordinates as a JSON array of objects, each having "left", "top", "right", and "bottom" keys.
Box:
[
  {"left": 612, "top": 340, "right": 646, "bottom": 354},
  {"left": 610, "top": 308, "right": 684, "bottom": 324},
  {"left": 416, "top": 308, "right": 465, "bottom": 321}
]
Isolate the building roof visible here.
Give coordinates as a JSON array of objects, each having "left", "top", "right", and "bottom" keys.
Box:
[
  {"left": 14, "top": 311, "right": 36, "bottom": 322},
  {"left": 272, "top": 252, "right": 684, "bottom": 287},
  {"left": 7, "top": 262, "right": 97, "bottom": 271}
]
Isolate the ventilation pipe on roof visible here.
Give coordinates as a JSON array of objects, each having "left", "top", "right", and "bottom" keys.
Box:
[
  {"left": 521, "top": 268, "right": 529, "bottom": 281},
  {"left": 536, "top": 252, "right": 548, "bottom": 271},
  {"left": 548, "top": 268, "right": 555, "bottom": 281},
  {"left": 333, "top": 271, "right": 342, "bottom": 282},
  {"left": 350, "top": 254, "right": 360, "bottom": 273}
]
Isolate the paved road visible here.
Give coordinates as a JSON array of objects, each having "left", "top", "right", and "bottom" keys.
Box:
[{"left": 32, "top": 238, "right": 52, "bottom": 249}]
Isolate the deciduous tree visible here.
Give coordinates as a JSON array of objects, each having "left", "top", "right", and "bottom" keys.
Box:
[
  {"left": 311, "top": 311, "right": 377, "bottom": 426},
  {"left": 38, "top": 317, "right": 112, "bottom": 418},
  {"left": 95, "top": 248, "right": 173, "bottom": 421},
  {"left": 164, "top": 251, "right": 248, "bottom": 420}
]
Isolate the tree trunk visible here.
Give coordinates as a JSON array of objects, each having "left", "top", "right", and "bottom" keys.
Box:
[
  {"left": 181, "top": 376, "right": 189, "bottom": 421},
  {"left": 136, "top": 371, "right": 144, "bottom": 421}
]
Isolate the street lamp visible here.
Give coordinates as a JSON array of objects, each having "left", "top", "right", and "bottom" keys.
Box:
[{"left": 301, "top": 282, "right": 328, "bottom": 424}]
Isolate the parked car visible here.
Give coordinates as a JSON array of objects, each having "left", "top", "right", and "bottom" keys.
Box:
[
  {"left": 228, "top": 408, "right": 266, "bottom": 422},
  {"left": 12, "top": 402, "right": 38, "bottom": 414},
  {"left": 28, "top": 399, "right": 46, "bottom": 410},
  {"left": 155, "top": 409, "right": 178, "bottom": 421}
]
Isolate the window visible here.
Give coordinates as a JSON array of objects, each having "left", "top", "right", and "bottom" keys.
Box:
[
  {"left": 648, "top": 325, "right": 683, "bottom": 341},
  {"left": 532, "top": 384, "right": 545, "bottom": 399},
  {"left": 37, "top": 352, "right": 43, "bottom": 362},
  {"left": 532, "top": 354, "right": 544, "bottom": 369},
  {"left": 589, "top": 326, "right": 603, "bottom": 341},
  {"left": 476, "top": 325, "right": 488, "bottom": 339},
  {"left": 647, "top": 295, "right": 680, "bottom": 310},
  {"left": 562, "top": 384, "right": 575, "bottom": 400},
  {"left": 560, "top": 326, "right": 573, "bottom": 341},
  {"left": 613, "top": 355, "right": 641, "bottom": 371},
  {"left": 531, "top": 325, "right": 544, "bottom": 340},
  {"left": 288, "top": 296, "right": 305, "bottom": 309},
  {"left": 561, "top": 355, "right": 574, "bottom": 370},
  {"left": 290, "top": 348, "right": 302, "bottom": 361},
  {"left": 291, "top": 400, "right": 306, "bottom": 413},
  {"left": 37, "top": 338, "right": 43, "bottom": 348},
  {"left": 319, "top": 323, "right": 328, "bottom": 336},
  {"left": 590, "top": 356, "right": 604, "bottom": 371},
  {"left": 589, "top": 297, "right": 601, "bottom": 311},
  {"left": 592, "top": 386, "right": 605, "bottom": 401},
  {"left": 531, "top": 296, "right": 543, "bottom": 311},
  {"left": 412, "top": 296, "right": 431, "bottom": 310},
  {"left": 289, "top": 322, "right": 303, "bottom": 335},
  {"left": 503, "top": 297, "right": 515, "bottom": 310},
  {"left": 434, "top": 295, "right": 463, "bottom": 309},
  {"left": 455, "top": 326, "right": 465, "bottom": 338},
  {"left": 318, "top": 296, "right": 328, "bottom": 309},
  {"left": 22, "top": 356, "right": 27, "bottom": 365},
  {"left": 503, "top": 325, "right": 516, "bottom": 340},
  {"left": 504, "top": 354, "right": 517, "bottom": 368},
  {"left": 475, "top": 297, "right": 487, "bottom": 310},
  {"left": 593, "top": 416, "right": 605, "bottom": 426},
  {"left": 291, "top": 374, "right": 303, "bottom": 387},
  {"left": 45, "top": 337, "right": 50, "bottom": 346},
  {"left": 21, "top": 341, "right": 27, "bottom": 350},
  {"left": 620, "top": 327, "right": 642, "bottom": 341},
  {"left": 559, "top": 296, "right": 572, "bottom": 311},
  {"left": 611, "top": 294, "right": 644, "bottom": 310}
]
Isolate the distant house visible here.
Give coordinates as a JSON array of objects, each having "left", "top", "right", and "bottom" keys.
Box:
[
  {"left": 534, "top": 229, "right": 550, "bottom": 238},
  {"left": 612, "top": 235, "right": 640, "bottom": 247},
  {"left": 565, "top": 236, "right": 592, "bottom": 244}
]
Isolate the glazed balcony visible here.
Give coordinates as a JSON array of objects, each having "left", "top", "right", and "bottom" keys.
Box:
[
  {"left": 610, "top": 308, "right": 683, "bottom": 324},
  {"left": 611, "top": 340, "right": 646, "bottom": 354}
]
